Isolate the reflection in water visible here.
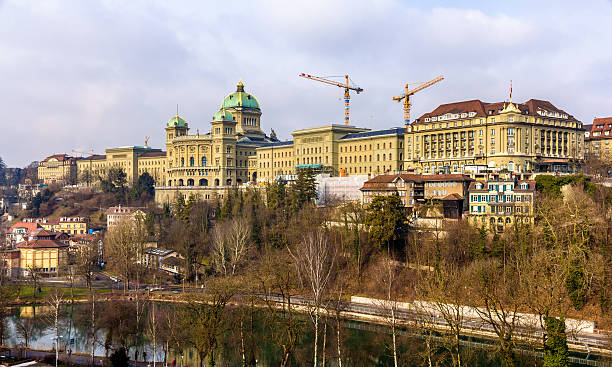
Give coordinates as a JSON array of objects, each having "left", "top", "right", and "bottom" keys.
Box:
[{"left": 3, "top": 302, "right": 598, "bottom": 366}]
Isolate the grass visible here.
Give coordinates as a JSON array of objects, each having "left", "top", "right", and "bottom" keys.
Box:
[{"left": 15, "top": 285, "right": 112, "bottom": 301}]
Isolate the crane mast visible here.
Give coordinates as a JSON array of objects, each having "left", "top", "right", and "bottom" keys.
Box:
[
  {"left": 299, "top": 73, "right": 364, "bottom": 126},
  {"left": 393, "top": 75, "right": 444, "bottom": 128}
]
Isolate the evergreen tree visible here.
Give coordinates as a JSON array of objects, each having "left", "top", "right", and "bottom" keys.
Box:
[
  {"left": 131, "top": 172, "right": 155, "bottom": 200},
  {"left": 265, "top": 179, "right": 286, "bottom": 210},
  {"left": 290, "top": 167, "right": 317, "bottom": 211},
  {"left": 565, "top": 259, "right": 587, "bottom": 310},
  {"left": 543, "top": 317, "right": 569, "bottom": 367},
  {"left": 364, "top": 194, "right": 407, "bottom": 255}
]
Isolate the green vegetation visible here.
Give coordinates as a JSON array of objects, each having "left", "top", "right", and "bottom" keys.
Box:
[
  {"left": 543, "top": 317, "right": 569, "bottom": 367},
  {"left": 535, "top": 174, "right": 596, "bottom": 198}
]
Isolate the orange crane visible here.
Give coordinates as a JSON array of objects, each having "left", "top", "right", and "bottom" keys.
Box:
[
  {"left": 393, "top": 75, "right": 444, "bottom": 128},
  {"left": 299, "top": 73, "right": 364, "bottom": 126}
]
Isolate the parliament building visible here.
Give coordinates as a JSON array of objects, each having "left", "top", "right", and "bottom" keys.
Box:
[{"left": 38, "top": 81, "right": 585, "bottom": 205}]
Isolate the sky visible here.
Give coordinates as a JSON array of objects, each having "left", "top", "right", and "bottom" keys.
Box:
[{"left": 1, "top": 0, "right": 611, "bottom": 167}]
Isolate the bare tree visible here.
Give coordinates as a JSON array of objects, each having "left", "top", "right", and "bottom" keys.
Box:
[
  {"left": 415, "top": 261, "right": 466, "bottom": 367},
  {"left": 259, "top": 249, "right": 303, "bottom": 367},
  {"left": 212, "top": 218, "right": 252, "bottom": 276},
  {"left": 46, "top": 288, "right": 65, "bottom": 367},
  {"left": 104, "top": 216, "right": 147, "bottom": 291},
  {"left": 290, "top": 229, "right": 337, "bottom": 367},
  {"left": 465, "top": 258, "right": 522, "bottom": 367},
  {"left": 374, "top": 259, "right": 400, "bottom": 367},
  {"left": 76, "top": 243, "right": 99, "bottom": 366},
  {"left": 15, "top": 316, "right": 38, "bottom": 357}
]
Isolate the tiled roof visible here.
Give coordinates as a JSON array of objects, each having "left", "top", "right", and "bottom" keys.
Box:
[
  {"left": 414, "top": 99, "right": 575, "bottom": 124},
  {"left": 8, "top": 222, "right": 41, "bottom": 234},
  {"left": 589, "top": 117, "right": 612, "bottom": 140},
  {"left": 442, "top": 193, "right": 464, "bottom": 200},
  {"left": 161, "top": 256, "right": 183, "bottom": 267},
  {"left": 421, "top": 174, "right": 472, "bottom": 182},
  {"left": 16, "top": 239, "right": 69, "bottom": 249},
  {"left": 42, "top": 154, "right": 73, "bottom": 163},
  {"left": 340, "top": 127, "right": 404, "bottom": 140}
]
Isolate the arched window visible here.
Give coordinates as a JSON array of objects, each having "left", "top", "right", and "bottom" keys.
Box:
[
  {"left": 168, "top": 180, "right": 172, "bottom": 186},
  {"left": 187, "top": 179, "right": 194, "bottom": 186},
  {"left": 190, "top": 157, "right": 194, "bottom": 167},
  {"left": 199, "top": 178, "right": 208, "bottom": 186},
  {"left": 214, "top": 178, "right": 219, "bottom": 186},
  {"left": 226, "top": 179, "right": 232, "bottom": 186},
  {"left": 181, "top": 157, "right": 185, "bottom": 166},
  {"left": 201, "top": 157, "right": 207, "bottom": 166},
  {"left": 178, "top": 179, "right": 184, "bottom": 186}
]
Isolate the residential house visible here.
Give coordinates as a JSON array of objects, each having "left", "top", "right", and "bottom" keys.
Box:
[
  {"left": 106, "top": 205, "right": 146, "bottom": 228},
  {"left": 468, "top": 179, "right": 536, "bottom": 232}
]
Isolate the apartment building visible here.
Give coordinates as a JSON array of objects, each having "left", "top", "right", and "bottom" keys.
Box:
[{"left": 468, "top": 179, "right": 536, "bottom": 232}]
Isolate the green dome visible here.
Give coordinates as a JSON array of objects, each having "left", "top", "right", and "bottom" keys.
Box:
[
  {"left": 167, "top": 115, "right": 187, "bottom": 127},
  {"left": 213, "top": 108, "right": 234, "bottom": 121},
  {"left": 221, "top": 81, "right": 260, "bottom": 109}
]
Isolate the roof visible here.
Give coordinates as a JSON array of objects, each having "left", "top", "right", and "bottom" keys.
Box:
[
  {"left": 167, "top": 114, "right": 187, "bottom": 128},
  {"left": 442, "top": 193, "right": 464, "bottom": 200},
  {"left": 213, "top": 108, "right": 234, "bottom": 121},
  {"left": 222, "top": 81, "right": 260, "bottom": 109},
  {"left": 85, "top": 154, "right": 106, "bottom": 160},
  {"left": 41, "top": 154, "right": 74, "bottom": 163},
  {"left": 421, "top": 174, "right": 473, "bottom": 182},
  {"left": 161, "top": 256, "right": 183, "bottom": 267},
  {"left": 144, "top": 247, "right": 175, "bottom": 256},
  {"left": 468, "top": 180, "right": 536, "bottom": 192},
  {"left": 588, "top": 117, "right": 612, "bottom": 140},
  {"left": 16, "top": 239, "right": 69, "bottom": 249},
  {"left": 262, "top": 140, "right": 294, "bottom": 148},
  {"left": 8, "top": 222, "right": 41, "bottom": 234},
  {"left": 139, "top": 151, "right": 167, "bottom": 158},
  {"left": 106, "top": 205, "right": 145, "bottom": 215},
  {"left": 414, "top": 98, "right": 575, "bottom": 124},
  {"left": 340, "top": 127, "right": 404, "bottom": 140}
]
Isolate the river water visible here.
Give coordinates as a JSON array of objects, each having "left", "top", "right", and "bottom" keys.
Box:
[{"left": 2, "top": 302, "right": 606, "bottom": 366}]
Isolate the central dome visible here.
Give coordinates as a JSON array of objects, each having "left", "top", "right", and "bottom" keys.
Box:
[
  {"left": 222, "top": 81, "right": 260, "bottom": 109},
  {"left": 213, "top": 108, "right": 234, "bottom": 121}
]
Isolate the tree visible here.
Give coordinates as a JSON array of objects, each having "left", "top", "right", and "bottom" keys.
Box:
[
  {"left": 110, "top": 347, "right": 130, "bottom": 367},
  {"left": 365, "top": 194, "right": 407, "bottom": 255},
  {"left": 259, "top": 249, "right": 304, "bottom": 367},
  {"left": 289, "top": 168, "right": 317, "bottom": 211},
  {"left": 416, "top": 260, "right": 466, "bottom": 367},
  {"left": 465, "top": 259, "right": 522, "bottom": 367},
  {"left": 290, "top": 229, "right": 337, "bottom": 366},
  {"left": 374, "top": 259, "right": 401, "bottom": 367},
  {"left": 75, "top": 243, "right": 100, "bottom": 365},
  {"left": 132, "top": 172, "right": 155, "bottom": 200},
  {"left": 104, "top": 216, "right": 147, "bottom": 291},
  {"left": 46, "top": 288, "right": 65, "bottom": 367},
  {"left": 543, "top": 317, "right": 569, "bottom": 367},
  {"left": 100, "top": 167, "right": 128, "bottom": 203},
  {"left": 180, "top": 280, "right": 235, "bottom": 367}
]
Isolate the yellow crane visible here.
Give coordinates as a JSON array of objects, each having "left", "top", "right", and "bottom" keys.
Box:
[
  {"left": 299, "top": 73, "right": 364, "bottom": 126},
  {"left": 393, "top": 75, "right": 444, "bottom": 127}
]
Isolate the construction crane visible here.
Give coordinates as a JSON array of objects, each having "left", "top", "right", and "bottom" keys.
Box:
[
  {"left": 145, "top": 136, "right": 150, "bottom": 147},
  {"left": 393, "top": 75, "right": 444, "bottom": 128},
  {"left": 299, "top": 73, "right": 364, "bottom": 126},
  {"left": 71, "top": 149, "right": 95, "bottom": 157}
]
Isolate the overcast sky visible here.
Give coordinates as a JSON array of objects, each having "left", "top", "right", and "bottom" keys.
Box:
[{"left": 1, "top": 0, "right": 611, "bottom": 167}]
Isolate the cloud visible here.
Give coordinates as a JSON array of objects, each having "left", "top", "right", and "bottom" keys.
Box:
[{"left": 0, "top": 0, "right": 611, "bottom": 166}]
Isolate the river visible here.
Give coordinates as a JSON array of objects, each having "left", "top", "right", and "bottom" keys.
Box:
[{"left": 2, "top": 302, "right": 607, "bottom": 366}]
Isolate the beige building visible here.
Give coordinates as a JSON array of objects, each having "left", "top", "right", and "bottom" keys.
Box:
[
  {"left": 584, "top": 117, "right": 612, "bottom": 161},
  {"left": 24, "top": 217, "right": 89, "bottom": 235},
  {"left": 38, "top": 154, "right": 78, "bottom": 185},
  {"left": 405, "top": 99, "right": 584, "bottom": 174},
  {"left": 76, "top": 146, "right": 167, "bottom": 187},
  {"left": 256, "top": 126, "right": 406, "bottom": 182},
  {"left": 468, "top": 179, "right": 536, "bottom": 232},
  {"left": 17, "top": 236, "right": 69, "bottom": 276},
  {"left": 106, "top": 205, "right": 146, "bottom": 228},
  {"left": 155, "top": 81, "right": 278, "bottom": 205}
]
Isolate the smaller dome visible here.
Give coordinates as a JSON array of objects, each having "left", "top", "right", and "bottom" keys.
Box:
[
  {"left": 167, "top": 115, "right": 187, "bottom": 127},
  {"left": 213, "top": 108, "right": 234, "bottom": 121}
]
